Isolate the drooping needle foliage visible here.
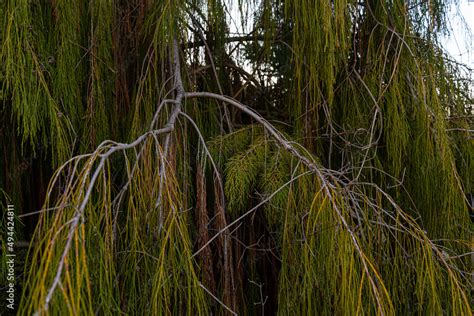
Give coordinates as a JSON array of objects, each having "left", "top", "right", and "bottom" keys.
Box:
[{"left": 1, "top": 0, "right": 472, "bottom": 315}]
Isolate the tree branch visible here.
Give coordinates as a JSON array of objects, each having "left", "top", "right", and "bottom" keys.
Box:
[{"left": 37, "top": 39, "right": 186, "bottom": 314}]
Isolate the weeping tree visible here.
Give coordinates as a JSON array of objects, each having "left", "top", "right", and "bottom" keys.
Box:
[{"left": 1, "top": 0, "right": 473, "bottom": 314}]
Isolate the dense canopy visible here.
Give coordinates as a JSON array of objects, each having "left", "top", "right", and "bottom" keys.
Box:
[{"left": 1, "top": 0, "right": 472, "bottom": 314}]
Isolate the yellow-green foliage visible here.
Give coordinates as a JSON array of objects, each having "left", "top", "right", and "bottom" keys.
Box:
[
  {"left": 19, "top": 138, "right": 209, "bottom": 315},
  {"left": 85, "top": 0, "right": 115, "bottom": 146},
  {"left": 210, "top": 128, "right": 295, "bottom": 227},
  {"left": 286, "top": 0, "right": 352, "bottom": 141},
  {"left": 53, "top": 0, "right": 85, "bottom": 132},
  {"left": 325, "top": 1, "right": 472, "bottom": 246},
  {"left": 259, "top": 150, "right": 292, "bottom": 227},
  {"left": 1, "top": 0, "right": 472, "bottom": 315},
  {"left": 1, "top": 0, "right": 72, "bottom": 164},
  {"left": 224, "top": 136, "right": 268, "bottom": 214},
  {"left": 207, "top": 125, "right": 262, "bottom": 168},
  {"left": 278, "top": 178, "right": 471, "bottom": 315}
]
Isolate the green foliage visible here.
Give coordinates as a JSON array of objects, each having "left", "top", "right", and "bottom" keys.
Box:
[
  {"left": 1, "top": 0, "right": 72, "bottom": 165},
  {"left": 207, "top": 125, "right": 262, "bottom": 168},
  {"left": 224, "top": 136, "right": 267, "bottom": 214},
  {"left": 18, "top": 139, "right": 209, "bottom": 315},
  {"left": 259, "top": 150, "right": 292, "bottom": 227},
  {"left": 85, "top": 0, "right": 115, "bottom": 146},
  {"left": 1, "top": 0, "right": 472, "bottom": 315}
]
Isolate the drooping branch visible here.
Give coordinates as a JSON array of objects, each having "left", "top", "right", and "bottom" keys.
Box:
[
  {"left": 36, "top": 39, "right": 186, "bottom": 314},
  {"left": 183, "top": 91, "right": 391, "bottom": 313}
]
